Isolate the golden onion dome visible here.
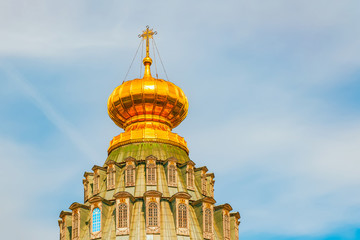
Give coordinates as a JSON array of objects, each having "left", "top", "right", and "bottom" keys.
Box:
[
  {"left": 107, "top": 76, "right": 188, "bottom": 130},
  {"left": 107, "top": 26, "right": 189, "bottom": 154}
]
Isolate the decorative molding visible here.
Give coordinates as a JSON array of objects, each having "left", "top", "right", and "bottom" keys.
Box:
[
  {"left": 169, "top": 192, "right": 191, "bottom": 202},
  {"left": 124, "top": 156, "right": 136, "bottom": 162},
  {"left": 165, "top": 157, "right": 178, "bottom": 164},
  {"left": 83, "top": 172, "right": 94, "bottom": 177},
  {"left": 194, "top": 166, "right": 208, "bottom": 172},
  {"left": 69, "top": 202, "right": 90, "bottom": 210},
  {"left": 171, "top": 192, "right": 191, "bottom": 236},
  {"left": 59, "top": 211, "right": 72, "bottom": 218},
  {"left": 144, "top": 190, "right": 161, "bottom": 234},
  {"left": 91, "top": 165, "right": 106, "bottom": 171},
  {"left": 214, "top": 203, "right": 233, "bottom": 212},
  {"left": 191, "top": 197, "right": 216, "bottom": 207},
  {"left": 206, "top": 172, "right": 215, "bottom": 178},
  {"left": 145, "top": 155, "right": 158, "bottom": 161},
  {"left": 105, "top": 159, "right": 116, "bottom": 166},
  {"left": 113, "top": 191, "right": 135, "bottom": 201},
  {"left": 144, "top": 190, "right": 162, "bottom": 198},
  {"left": 88, "top": 195, "right": 113, "bottom": 205},
  {"left": 115, "top": 196, "right": 132, "bottom": 235},
  {"left": 230, "top": 212, "right": 241, "bottom": 220}
]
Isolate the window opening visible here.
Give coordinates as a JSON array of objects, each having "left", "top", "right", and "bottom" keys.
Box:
[
  {"left": 169, "top": 165, "right": 176, "bottom": 185},
  {"left": 148, "top": 202, "right": 158, "bottom": 227},
  {"left": 187, "top": 168, "right": 194, "bottom": 188},
  {"left": 204, "top": 208, "right": 212, "bottom": 233},
  {"left": 92, "top": 208, "right": 101, "bottom": 232},
  {"left": 224, "top": 214, "right": 230, "bottom": 239},
  {"left": 73, "top": 212, "right": 79, "bottom": 238},
  {"left": 118, "top": 203, "right": 128, "bottom": 228},
  {"left": 147, "top": 164, "right": 156, "bottom": 185},
  {"left": 126, "top": 165, "right": 135, "bottom": 186},
  {"left": 178, "top": 204, "right": 187, "bottom": 228}
]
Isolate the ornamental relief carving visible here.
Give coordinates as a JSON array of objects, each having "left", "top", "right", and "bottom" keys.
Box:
[
  {"left": 91, "top": 230, "right": 101, "bottom": 240},
  {"left": 116, "top": 197, "right": 130, "bottom": 236},
  {"left": 177, "top": 227, "right": 189, "bottom": 236},
  {"left": 116, "top": 227, "right": 129, "bottom": 236},
  {"left": 145, "top": 196, "right": 161, "bottom": 234}
]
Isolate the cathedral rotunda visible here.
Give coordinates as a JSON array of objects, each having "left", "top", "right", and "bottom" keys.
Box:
[{"left": 58, "top": 26, "right": 240, "bottom": 240}]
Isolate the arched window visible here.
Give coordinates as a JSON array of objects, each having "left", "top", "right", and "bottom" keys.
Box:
[
  {"left": 108, "top": 167, "right": 115, "bottom": 188},
  {"left": 92, "top": 208, "right": 101, "bottom": 232},
  {"left": 94, "top": 174, "right": 100, "bottom": 194},
  {"left": 224, "top": 214, "right": 230, "bottom": 239},
  {"left": 178, "top": 204, "right": 187, "bottom": 228},
  {"left": 187, "top": 168, "right": 194, "bottom": 189},
  {"left": 126, "top": 165, "right": 135, "bottom": 186},
  {"left": 210, "top": 181, "right": 214, "bottom": 197},
  {"left": 147, "top": 164, "right": 156, "bottom": 185},
  {"left": 204, "top": 208, "right": 212, "bottom": 233},
  {"left": 61, "top": 221, "right": 66, "bottom": 240},
  {"left": 118, "top": 203, "right": 128, "bottom": 228},
  {"left": 202, "top": 175, "right": 207, "bottom": 195},
  {"left": 73, "top": 212, "right": 79, "bottom": 238},
  {"left": 84, "top": 182, "right": 88, "bottom": 201},
  {"left": 168, "top": 165, "right": 176, "bottom": 186},
  {"left": 148, "top": 202, "right": 158, "bottom": 227}
]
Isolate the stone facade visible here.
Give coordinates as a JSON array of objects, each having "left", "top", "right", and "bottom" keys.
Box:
[{"left": 59, "top": 143, "right": 240, "bottom": 239}]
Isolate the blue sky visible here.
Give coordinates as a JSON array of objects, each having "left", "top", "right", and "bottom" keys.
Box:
[{"left": 1, "top": 0, "right": 360, "bottom": 239}]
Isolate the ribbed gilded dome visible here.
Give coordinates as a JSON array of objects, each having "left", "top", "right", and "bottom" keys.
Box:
[
  {"left": 107, "top": 27, "right": 189, "bottom": 154},
  {"left": 108, "top": 76, "right": 188, "bottom": 130}
]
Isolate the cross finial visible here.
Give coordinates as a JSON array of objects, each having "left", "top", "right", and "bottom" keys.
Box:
[
  {"left": 138, "top": 25, "right": 157, "bottom": 58},
  {"left": 138, "top": 26, "right": 157, "bottom": 77}
]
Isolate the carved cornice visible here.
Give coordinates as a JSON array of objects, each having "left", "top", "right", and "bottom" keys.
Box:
[
  {"left": 83, "top": 172, "right": 94, "bottom": 177},
  {"left": 92, "top": 165, "right": 106, "bottom": 171},
  {"left": 59, "top": 210, "right": 72, "bottom": 218},
  {"left": 165, "top": 157, "right": 178, "bottom": 164},
  {"left": 195, "top": 166, "right": 208, "bottom": 172},
  {"left": 113, "top": 191, "right": 135, "bottom": 202},
  {"left": 105, "top": 160, "right": 116, "bottom": 166},
  {"left": 191, "top": 196, "right": 216, "bottom": 206},
  {"left": 124, "top": 156, "right": 136, "bottom": 162},
  {"left": 69, "top": 202, "right": 90, "bottom": 210},
  {"left": 143, "top": 190, "right": 162, "bottom": 198},
  {"left": 214, "top": 203, "right": 233, "bottom": 212},
  {"left": 206, "top": 173, "right": 215, "bottom": 178},
  {"left": 88, "top": 196, "right": 113, "bottom": 205},
  {"left": 145, "top": 155, "right": 158, "bottom": 161},
  {"left": 230, "top": 212, "right": 241, "bottom": 219},
  {"left": 169, "top": 192, "right": 192, "bottom": 202}
]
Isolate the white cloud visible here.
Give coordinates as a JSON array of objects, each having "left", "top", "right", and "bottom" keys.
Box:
[
  {"left": 1, "top": 0, "right": 360, "bottom": 239},
  {"left": 186, "top": 86, "right": 360, "bottom": 235}
]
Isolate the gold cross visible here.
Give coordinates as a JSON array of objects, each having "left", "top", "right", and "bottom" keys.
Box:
[
  {"left": 139, "top": 25, "right": 157, "bottom": 40},
  {"left": 138, "top": 26, "right": 157, "bottom": 58}
]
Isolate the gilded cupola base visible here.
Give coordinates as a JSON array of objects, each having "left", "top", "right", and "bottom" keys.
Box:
[{"left": 108, "top": 121, "right": 188, "bottom": 154}]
